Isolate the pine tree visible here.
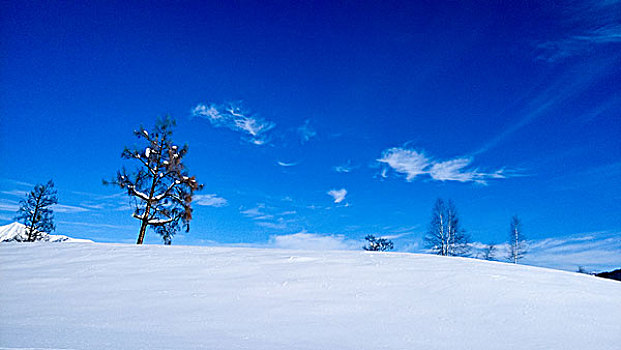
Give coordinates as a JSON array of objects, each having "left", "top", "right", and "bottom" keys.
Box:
[
  {"left": 106, "top": 116, "right": 203, "bottom": 245},
  {"left": 363, "top": 234, "right": 394, "bottom": 251},
  {"left": 424, "top": 198, "right": 470, "bottom": 256},
  {"left": 507, "top": 215, "right": 527, "bottom": 263},
  {"left": 15, "top": 180, "right": 58, "bottom": 242}
]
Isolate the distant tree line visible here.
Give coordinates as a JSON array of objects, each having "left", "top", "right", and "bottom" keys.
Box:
[{"left": 362, "top": 198, "right": 529, "bottom": 264}]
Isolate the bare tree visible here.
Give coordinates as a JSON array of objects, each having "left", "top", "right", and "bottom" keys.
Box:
[
  {"left": 424, "top": 198, "right": 470, "bottom": 256},
  {"left": 482, "top": 243, "right": 497, "bottom": 261},
  {"left": 15, "top": 180, "right": 58, "bottom": 242},
  {"left": 106, "top": 116, "right": 203, "bottom": 244},
  {"left": 363, "top": 234, "right": 394, "bottom": 252},
  {"left": 507, "top": 216, "right": 527, "bottom": 263},
  {"left": 577, "top": 266, "right": 591, "bottom": 275}
]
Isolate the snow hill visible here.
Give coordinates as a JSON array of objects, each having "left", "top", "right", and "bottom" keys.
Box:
[
  {"left": 0, "top": 244, "right": 619, "bottom": 350},
  {"left": 0, "top": 222, "right": 93, "bottom": 243}
]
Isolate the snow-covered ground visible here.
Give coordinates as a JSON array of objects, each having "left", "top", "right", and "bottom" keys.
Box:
[
  {"left": 1, "top": 243, "right": 619, "bottom": 350},
  {"left": 0, "top": 222, "right": 92, "bottom": 243}
]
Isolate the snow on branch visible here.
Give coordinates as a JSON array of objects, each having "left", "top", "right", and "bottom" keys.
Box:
[{"left": 107, "top": 116, "right": 203, "bottom": 245}]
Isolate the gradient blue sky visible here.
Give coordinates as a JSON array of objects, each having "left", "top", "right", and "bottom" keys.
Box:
[{"left": 1, "top": 1, "right": 620, "bottom": 262}]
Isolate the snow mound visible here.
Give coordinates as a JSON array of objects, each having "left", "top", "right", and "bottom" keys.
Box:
[
  {"left": 0, "top": 222, "right": 93, "bottom": 243},
  {"left": 0, "top": 244, "right": 619, "bottom": 350}
]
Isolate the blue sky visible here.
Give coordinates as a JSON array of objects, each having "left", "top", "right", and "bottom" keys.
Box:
[{"left": 1, "top": 1, "right": 619, "bottom": 267}]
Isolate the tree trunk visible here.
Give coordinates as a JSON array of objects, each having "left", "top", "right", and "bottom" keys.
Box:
[
  {"left": 27, "top": 193, "right": 42, "bottom": 242},
  {"left": 136, "top": 213, "right": 149, "bottom": 244},
  {"left": 136, "top": 197, "right": 153, "bottom": 244},
  {"left": 513, "top": 228, "right": 518, "bottom": 263},
  {"left": 136, "top": 164, "right": 158, "bottom": 244}
]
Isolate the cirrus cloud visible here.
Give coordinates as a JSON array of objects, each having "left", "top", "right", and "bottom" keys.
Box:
[
  {"left": 534, "top": 0, "right": 621, "bottom": 63},
  {"left": 378, "top": 147, "right": 511, "bottom": 184},
  {"left": 192, "top": 102, "right": 275, "bottom": 145},
  {"left": 334, "top": 160, "right": 357, "bottom": 173},
  {"left": 194, "top": 194, "right": 228, "bottom": 207},
  {"left": 327, "top": 188, "right": 347, "bottom": 203},
  {"left": 378, "top": 148, "right": 429, "bottom": 181},
  {"left": 277, "top": 161, "right": 298, "bottom": 167},
  {"left": 297, "top": 119, "right": 317, "bottom": 144}
]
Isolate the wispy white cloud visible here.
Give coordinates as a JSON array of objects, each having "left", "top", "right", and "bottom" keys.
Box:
[
  {"left": 327, "top": 188, "right": 347, "bottom": 203},
  {"left": 378, "top": 226, "right": 420, "bottom": 240},
  {"left": 470, "top": 230, "right": 621, "bottom": 272},
  {"left": 192, "top": 102, "right": 275, "bottom": 145},
  {"left": 472, "top": 56, "right": 616, "bottom": 156},
  {"left": 72, "top": 191, "right": 125, "bottom": 200},
  {"left": 297, "top": 119, "right": 316, "bottom": 144},
  {"left": 429, "top": 158, "right": 505, "bottom": 183},
  {"left": 465, "top": 1, "right": 621, "bottom": 157},
  {"left": 57, "top": 220, "right": 133, "bottom": 230},
  {"left": 194, "top": 194, "right": 228, "bottom": 207},
  {"left": 537, "top": 24, "right": 621, "bottom": 62},
  {"left": 380, "top": 233, "right": 412, "bottom": 240},
  {"left": 571, "top": 25, "right": 621, "bottom": 44},
  {"left": 114, "top": 204, "right": 133, "bottom": 211},
  {"left": 378, "top": 147, "right": 510, "bottom": 184},
  {"left": 241, "top": 206, "right": 274, "bottom": 221},
  {"left": 534, "top": 0, "right": 621, "bottom": 62},
  {"left": 1, "top": 190, "right": 28, "bottom": 197},
  {"left": 2, "top": 189, "right": 110, "bottom": 214},
  {"left": 79, "top": 201, "right": 132, "bottom": 212},
  {"left": 0, "top": 199, "right": 19, "bottom": 212},
  {"left": 268, "top": 231, "right": 361, "bottom": 250},
  {"left": 0, "top": 202, "right": 90, "bottom": 214},
  {"left": 241, "top": 204, "right": 298, "bottom": 231},
  {"left": 72, "top": 191, "right": 137, "bottom": 213},
  {"left": 428, "top": 158, "right": 474, "bottom": 182},
  {"left": 277, "top": 161, "right": 298, "bottom": 167},
  {"left": 53, "top": 204, "right": 89, "bottom": 213},
  {"left": 257, "top": 219, "right": 288, "bottom": 230},
  {"left": 0, "top": 178, "right": 34, "bottom": 187},
  {"left": 377, "top": 148, "right": 430, "bottom": 181},
  {"left": 579, "top": 92, "right": 621, "bottom": 123},
  {"left": 334, "top": 160, "right": 357, "bottom": 173}
]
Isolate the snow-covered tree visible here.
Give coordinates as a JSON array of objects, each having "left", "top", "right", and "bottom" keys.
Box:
[
  {"left": 424, "top": 199, "right": 470, "bottom": 256},
  {"left": 363, "top": 234, "right": 394, "bottom": 252},
  {"left": 106, "top": 116, "right": 203, "bottom": 245},
  {"left": 15, "top": 180, "right": 58, "bottom": 242},
  {"left": 507, "top": 216, "right": 527, "bottom": 263}
]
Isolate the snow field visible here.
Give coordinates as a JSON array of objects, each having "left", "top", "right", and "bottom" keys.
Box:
[{"left": 1, "top": 243, "right": 619, "bottom": 349}]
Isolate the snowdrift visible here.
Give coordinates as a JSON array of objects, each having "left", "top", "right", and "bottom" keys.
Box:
[{"left": 1, "top": 243, "right": 619, "bottom": 349}]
